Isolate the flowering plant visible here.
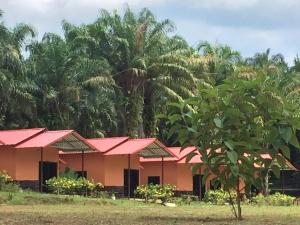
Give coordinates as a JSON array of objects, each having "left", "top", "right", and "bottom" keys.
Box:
[{"left": 46, "top": 177, "right": 103, "bottom": 195}]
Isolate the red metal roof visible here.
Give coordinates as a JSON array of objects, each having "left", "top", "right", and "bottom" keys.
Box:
[
  {"left": 0, "top": 128, "right": 45, "bottom": 146},
  {"left": 86, "top": 137, "right": 129, "bottom": 153},
  {"left": 15, "top": 130, "right": 94, "bottom": 152},
  {"left": 178, "top": 148, "right": 222, "bottom": 164},
  {"left": 16, "top": 130, "right": 74, "bottom": 148},
  {"left": 169, "top": 146, "right": 197, "bottom": 160},
  {"left": 104, "top": 138, "right": 174, "bottom": 158},
  {"left": 140, "top": 146, "right": 197, "bottom": 162},
  {"left": 104, "top": 138, "right": 156, "bottom": 155}
]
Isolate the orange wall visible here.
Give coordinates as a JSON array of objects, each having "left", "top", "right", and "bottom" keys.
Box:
[
  {"left": 140, "top": 162, "right": 222, "bottom": 192},
  {"left": 176, "top": 164, "right": 194, "bottom": 191},
  {"left": 140, "top": 161, "right": 177, "bottom": 186},
  {"left": 60, "top": 153, "right": 104, "bottom": 183},
  {"left": 60, "top": 153, "right": 140, "bottom": 187},
  {"left": 16, "top": 147, "right": 58, "bottom": 180},
  {"left": 140, "top": 162, "right": 195, "bottom": 191},
  {"left": 104, "top": 154, "right": 140, "bottom": 186},
  {"left": 0, "top": 147, "right": 16, "bottom": 179},
  {"left": 0, "top": 147, "right": 58, "bottom": 181}
]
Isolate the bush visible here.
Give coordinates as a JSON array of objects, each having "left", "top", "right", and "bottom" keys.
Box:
[
  {"left": 46, "top": 177, "right": 104, "bottom": 196},
  {"left": 0, "top": 171, "right": 20, "bottom": 192},
  {"left": 0, "top": 170, "right": 13, "bottom": 184},
  {"left": 205, "top": 189, "right": 237, "bottom": 205},
  {"left": 135, "top": 184, "right": 176, "bottom": 203},
  {"left": 252, "top": 193, "right": 295, "bottom": 206}
]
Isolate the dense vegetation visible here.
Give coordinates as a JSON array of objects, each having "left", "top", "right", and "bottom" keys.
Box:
[{"left": 1, "top": 6, "right": 300, "bottom": 144}]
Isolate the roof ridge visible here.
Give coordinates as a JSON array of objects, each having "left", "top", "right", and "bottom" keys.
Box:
[
  {"left": 87, "top": 136, "right": 128, "bottom": 140},
  {"left": 129, "top": 138, "right": 156, "bottom": 141},
  {"left": 0, "top": 128, "right": 45, "bottom": 132},
  {"left": 45, "top": 130, "right": 74, "bottom": 133},
  {"left": 13, "top": 129, "right": 47, "bottom": 147}
]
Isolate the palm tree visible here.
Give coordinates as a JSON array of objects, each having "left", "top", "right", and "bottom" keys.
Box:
[
  {"left": 0, "top": 12, "right": 36, "bottom": 128},
  {"left": 197, "top": 41, "right": 241, "bottom": 84},
  {"left": 26, "top": 32, "right": 116, "bottom": 137},
  {"left": 64, "top": 7, "right": 197, "bottom": 137}
]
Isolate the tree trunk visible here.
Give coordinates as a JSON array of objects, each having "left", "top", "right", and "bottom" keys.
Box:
[
  {"left": 143, "top": 85, "right": 156, "bottom": 137},
  {"left": 236, "top": 176, "right": 242, "bottom": 220},
  {"left": 126, "top": 93, "right": 144, "bottom": 137}
]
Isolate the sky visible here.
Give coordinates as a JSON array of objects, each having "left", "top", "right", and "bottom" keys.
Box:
[{"left": 1, "top": 0, "right": 300, "bottom": 64}]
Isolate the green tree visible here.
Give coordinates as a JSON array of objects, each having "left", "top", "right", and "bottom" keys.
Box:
[
  {"left": 63, "top": 7, "right": 197, "bottom": 137},
  {"left": 197, "top": 41, "right": 241, "bottom": 84},
  {"left": 167, "top": 72, "right": 300, "bottom": 220},
  {"left": 0, "top": 12, "right": 36, "bottom": 128},
  {"left": 26, "top": 32, "right": 116, "bottom": 136}
]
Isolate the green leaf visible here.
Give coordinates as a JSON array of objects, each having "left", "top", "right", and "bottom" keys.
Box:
[
  {"left": 230, "top": 164, "right": 239, "bottom": 176},
  {"left": 271, "top": 165, "right": 281, "bottom": 178},
  {"left": 280, "top": 145, "right": 290, "bottom": 159},
  {"left": 187, "top": 126, "right": 197, "bottom": 133},
  {"left": 213, "top": 117, "right": 223, "bottom": 128},
  {"left": 279, "top": 127, "right": 293, "bottom": 143},
  {"left": 227, "top": 151, "right": 238, "bottom": 164},
  {"left": 202, "top": 168, "right": 210, "bottom": 184},
  {"left": 289, "top": 134, "right": 300, "bottom": 149},
  {"left": 224, "top": 141, "right": 234, "bottom": 151},
  {"left": 185, "top": 152, "right": 197, "bottom": 162}
]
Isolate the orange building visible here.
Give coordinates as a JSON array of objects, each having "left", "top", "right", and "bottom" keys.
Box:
[
  {"left": 0, "top": 128, "right": 95, "bottom": 191},
  {"left": 140, "top": 146, "right": 210, "bottom": 198},
  {"left": 60, "top": 138, "right": 174, "bottom": 197},
  {"left": 140, "top": 147, "right": 297, "bottom": 198},
  {"left": 0, "top": 128, "right": 297, "bottom": 197}
]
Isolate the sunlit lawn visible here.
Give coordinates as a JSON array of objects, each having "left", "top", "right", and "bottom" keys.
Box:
[{"left": 0, "top": 191, "right": 299, "bottom": 225}]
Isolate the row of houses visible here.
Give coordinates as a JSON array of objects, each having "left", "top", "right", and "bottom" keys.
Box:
[{"left": 0, "top": 128, "right": 297, "bottom": 198}]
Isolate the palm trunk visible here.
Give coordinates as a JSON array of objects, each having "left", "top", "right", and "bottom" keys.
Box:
[
  {"left": 143, "top": 85, "right": 156, "bottom": 137},
  {"left": 126, "top": 93, "right": 144, "bottom": 137}
]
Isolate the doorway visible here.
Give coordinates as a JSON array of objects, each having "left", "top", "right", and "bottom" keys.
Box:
[
  {"left": 193, "top": 174, "right": 206, "bottom": 199},
  {"left": 124, "top": 169, "right": 139, "bottom": 198},
  {"left": 39, "top": 161, "right": 58, "bottom": 192}
]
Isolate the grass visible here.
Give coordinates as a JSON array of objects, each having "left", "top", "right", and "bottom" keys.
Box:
[{"left": 0, "top": 191, "right": 299, "bottom": 225}]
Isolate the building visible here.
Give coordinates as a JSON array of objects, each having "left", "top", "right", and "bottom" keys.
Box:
[
  {"left": 140, "top": 146, "right": 210, "bottom": 198},
  {"left": 140, "top": 147, "right": 297, "bottom": 198},
  {"left": 60, "top": 138, "right": 174, "bottom": 197},
  {"left": 0, "top": 128, "right": 94, "bottom": 191}
]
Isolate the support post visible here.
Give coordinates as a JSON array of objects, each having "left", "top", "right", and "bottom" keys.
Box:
[
  {"left": 161, "top": 157, "right": 164, "bottom": 186},
  {"left": 57, "top": 158, "right": 60, "bottom": 178},
  {"left": 81, "top": 150, "right": 85, "bottom": 178},
  {"left": 81, "top": 149, "right": 86, "bottom": 196},
  {"left": 199, "top": 166, "right": 202, "bottom": 201},
  {"left": 128, "top": 154, "right": 131, "bottom": 199},
  {"left": 282, "top": 170, "right": 285, "bottom": 194},
  {"left": 40, "top": 147, "right": 44, "bottom": 192}
]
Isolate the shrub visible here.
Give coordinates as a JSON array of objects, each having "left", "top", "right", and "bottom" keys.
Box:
[
  {"left": 0, "top": 170, "right": 20, "bottom": 192},
  {"left": 135, "top": 184, "right": 176, "bottom": 203},
  {"left": 0, "top": 170, "right": 13, "bottom": 184},
  {"left": 252, "top": 193, "right": 295, "bottom": 206},
  {"left": 205, "top": 189, "right": 237, "bottom": 205},
  {"left": 46, "top": 177, "right": 104, "bottom": 196},
  {"left": 0, "top": 182, "right": 20, "bottom": 192}
]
